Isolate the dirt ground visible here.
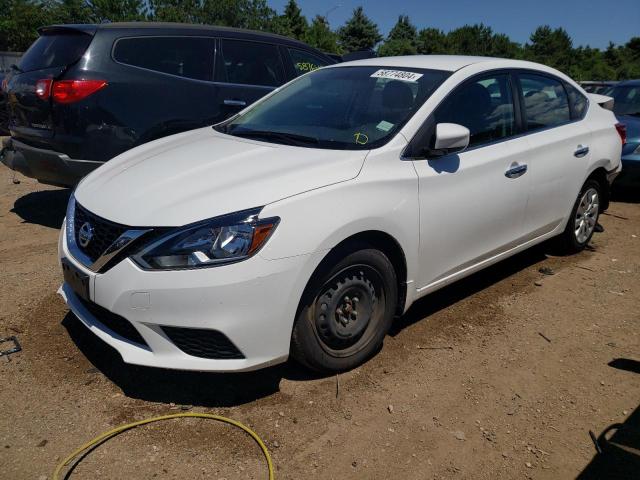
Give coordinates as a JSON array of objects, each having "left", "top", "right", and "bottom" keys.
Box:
[{"left": 0, "top": 164, "right": 639, "bottom": 480}]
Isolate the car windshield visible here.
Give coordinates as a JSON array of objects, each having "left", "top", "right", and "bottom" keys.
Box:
[
  {"left": 218, "top": 66, "right": 450, "bottom": 150},
  {"left": 611, "top": 85, "right": 640, "bottom": 116}
]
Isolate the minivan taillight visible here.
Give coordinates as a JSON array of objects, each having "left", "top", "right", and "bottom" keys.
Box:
[
  {"left": 35, "top": 79, "right": 53, "bottom": 100},
  {"left": 615, "top": 123, "right": 627, "bottom": 145},
  {"left": 52, "top": 79, "right": 107, "bottom": 104}
]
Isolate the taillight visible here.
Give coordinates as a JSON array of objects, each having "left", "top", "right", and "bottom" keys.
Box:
[
  {"left": 615, "top": 123, "right": 627, "bottom": 145},
  {"left": 35, "top": 79, "right": 53, "bottom": 100},
  {"left": 52, "top": 79, "right": 107, "bottom": 104}
]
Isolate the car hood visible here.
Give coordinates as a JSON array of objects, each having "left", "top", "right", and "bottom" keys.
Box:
[{"left": 75, "top": 127, "right": 368, "bottom": 226}]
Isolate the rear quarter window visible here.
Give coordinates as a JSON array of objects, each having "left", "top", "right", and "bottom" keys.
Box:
[
  {"left": 565, "top": 83, "right": 588, "bottom": 119},
  {"left": 288, "top": 48, "right": 330, "bottom": 77},
  {"left": 19, "top": 33, "right": 92, "bottom": 72},
  {"left": 113, "top": 36, "right": 214, "bottom": 81},
  {"left": 215, "top": 39, "right": 285, "bottom": 87}
]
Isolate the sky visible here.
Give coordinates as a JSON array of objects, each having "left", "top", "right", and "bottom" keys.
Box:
[{"left": 271, "top": 0, "right": 640, "bottom": 49}]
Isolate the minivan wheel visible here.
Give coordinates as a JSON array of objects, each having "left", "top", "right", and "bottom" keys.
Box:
[
  {"left": 291, "top": 248, "right": 398, "bottom": 373},
  {"left": 558, "top": 178, "right": 601, "bottom": 253}
]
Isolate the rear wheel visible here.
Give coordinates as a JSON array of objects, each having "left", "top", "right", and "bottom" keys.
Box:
[
  {"left": 291, "top": 247, "right": 397, "bottom": 373},
  {"left": 558, "top": 178, "right": 601, "bottom": 253}
]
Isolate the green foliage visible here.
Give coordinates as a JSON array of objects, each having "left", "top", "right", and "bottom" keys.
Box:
[
  {"left": 1, "top": 2, "right": 639, "bottom": 81},
  {"left": 337, "top": 6, "right": 382, "bottom": 53},
  {"left": 377, "top": 15, "right": 417, "bottom": 56},
  {"left": 305, "top": 15, "right": 339, "bottom": 54},
  {"left": 417, "top": 28, "right": 448, "bottom": 54},
  {"left": 275, "top": 0, "right": 306, "bottom": 40}
]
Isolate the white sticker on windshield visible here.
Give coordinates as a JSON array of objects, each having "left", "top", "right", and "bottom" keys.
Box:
[
  {"left": 376, "top": 120, "right": 394, "bottom": 132},
  {"left": 371, "top": 69, "right": 423, "bottom": 82}
]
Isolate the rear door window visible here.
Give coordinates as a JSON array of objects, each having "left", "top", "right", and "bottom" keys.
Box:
[
  {"left": 216, "top": 39, "right": 285, "bottom": 87},
  {"left": 19, "top": 33, "right": 92, "bottom": 72},
  {"left": 113, "top": 37, "right": 214, "bottom": 81},
  {"left": 288, "top": 48, "right": 330, "bottom": 76},
  {"left": 518, "top": 73, "right": 571, "bottom": 130}
]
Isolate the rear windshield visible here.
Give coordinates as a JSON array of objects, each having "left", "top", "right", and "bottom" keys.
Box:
[{"left": 19, "top": 33, "right": 92, "bottom": 72}]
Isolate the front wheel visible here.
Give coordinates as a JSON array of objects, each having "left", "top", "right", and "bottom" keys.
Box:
[
  {"left": 558, "top": 178, "right": 601, "bottom": 253},
  {"left": 291, "top": 248, "right": 398, "bottom": 373}
]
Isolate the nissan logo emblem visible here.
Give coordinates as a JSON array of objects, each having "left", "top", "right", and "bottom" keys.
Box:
[{"left": 78, "top": 222, "right": 94, "bottom": 248}]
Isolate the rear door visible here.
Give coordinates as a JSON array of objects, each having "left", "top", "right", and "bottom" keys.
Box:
[
  {"left": 515, "top": 71, "right": 593, "bottom": 238},
  {"left": 6, "top": 28, "right": 94, "bottom": 145},
  {"left": 213, "top": 38, "right": 286, "bottom": 118}
]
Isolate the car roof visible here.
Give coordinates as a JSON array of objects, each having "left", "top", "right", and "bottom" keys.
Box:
[
  {"left": 615, "top": 79, "right": 640, "bottom": 87},
  {"left": 333, "top": 55, "right": 551, "bottom": 73},
  {"left": 39, "top": 22, "right": 321, "bottom": 51}
]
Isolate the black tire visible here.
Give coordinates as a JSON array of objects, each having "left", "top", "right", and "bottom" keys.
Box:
[
  {"left": 557, "top": 178, "right": 602, "bottom": 254},
  {"left": 291, "top": 247, "right": 398, "bottom": 373}
]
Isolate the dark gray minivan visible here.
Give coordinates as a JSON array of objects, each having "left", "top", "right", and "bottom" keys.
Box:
[{"left": 1, "top": 22, "right": 335, "bottom": 186}]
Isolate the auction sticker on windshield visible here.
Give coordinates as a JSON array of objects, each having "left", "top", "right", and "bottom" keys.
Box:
[{"left": 371, "top": 69, "right": 423, "bottom": 82}]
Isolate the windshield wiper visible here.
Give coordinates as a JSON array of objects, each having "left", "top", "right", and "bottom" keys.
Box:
[{"left": 230, "top": 129, "right": 319, "bottom": 147}]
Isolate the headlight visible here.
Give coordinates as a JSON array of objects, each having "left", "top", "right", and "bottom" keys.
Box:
[
  {"left": 633, "top": 143, "right": 640, "bottom": 155},
  {"left": 132, "top": 208, "right": 279, "bottom": 270}
]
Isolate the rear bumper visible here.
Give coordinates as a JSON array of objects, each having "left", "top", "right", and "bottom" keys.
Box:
[{"left": 1, "top": 137, "right": 103, "bottom": 187}]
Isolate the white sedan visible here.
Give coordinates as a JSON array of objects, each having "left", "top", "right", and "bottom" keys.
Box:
[{"left": 58, "top": 55, "right": 624, "bottom": 373}]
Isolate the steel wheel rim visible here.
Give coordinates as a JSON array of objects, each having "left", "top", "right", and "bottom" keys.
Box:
[
  {"left": 312, "top": 264, "right": 385, "bottom": 357},
  {"left": 574, "top": 187, "right": 599, "bottom": 244}
]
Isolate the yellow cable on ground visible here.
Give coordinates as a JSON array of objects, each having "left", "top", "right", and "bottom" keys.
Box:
[{"left": 53, "top": 412, "right": 274, "bottom": 480}]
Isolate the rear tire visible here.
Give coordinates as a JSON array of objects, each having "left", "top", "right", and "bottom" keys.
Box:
[
  {"left": 557, "top": 178, "right": 601, "bottom": 254},
  {"left": 291, "top": 247, "right": 398, "bottom": 373}
]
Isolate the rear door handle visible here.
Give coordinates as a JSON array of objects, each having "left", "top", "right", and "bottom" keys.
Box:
[
  {"left": 223, "top": 99, "right": 247, "bottom": 107},
  {"left": 505, "top": 164, "right": 527, "bottom": 178},
  {"left": 574, "top": 145, "right": 589, "bottom": 157}
]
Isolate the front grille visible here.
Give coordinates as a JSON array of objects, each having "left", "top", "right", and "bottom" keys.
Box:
[
  {"left": 78, "top": 298, "right": 148, "bottom": 347},
  {"left": 74, "top": 203, "right": 129, "bottom": 262},
  {"left": 162, "top": 327, "right": 244, "bottom": 359}
]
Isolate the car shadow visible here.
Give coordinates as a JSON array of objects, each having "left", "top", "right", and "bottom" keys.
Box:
[
  {"left": 11, "top": 188, "right": 70, "bottom": 229},
  {"left": 390, "top": 241, "right": 549, "bottom": 336},
  {"left": 61, "top": 313, "right": 325, "bottom": 408},
  {"left": 577, "top": 358, "right": 640, "bottom": 479}
]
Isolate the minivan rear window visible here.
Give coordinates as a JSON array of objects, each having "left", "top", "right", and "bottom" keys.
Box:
[{"left": 19, "top": 33, "right": 92, "bottom": 72}]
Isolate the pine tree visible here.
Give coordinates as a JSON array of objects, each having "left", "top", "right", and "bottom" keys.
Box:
[
  {"left": 305, "top": 15, "right": 339, "bottom": 54},
  {"left": 337, "top": 6, "right": 382, "bottom": 53}
]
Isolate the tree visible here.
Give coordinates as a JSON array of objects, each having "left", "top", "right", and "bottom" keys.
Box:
[
  {"left": 337, "top": 6, "right": 381, "bottom": 53},
  {"left": 378, "top": 14, "right": 417, "bottom": 56},
  {"left": 305, "top": 15, "right": 339, "bottom": 53},
  {"left": 86, "top": 0, "right": 147, "bottom": 22},
  {"left": 276, "top": 0, "right": 307, "bottom": 40},
  {"left": 447, "top": 23, "right": 494, "bottom": 56},
  {"left": 0, "top": 0, "right": 53, "bottom": 51},
  {"left": 525, "top": 25, "right": 573, "bottom": 73},
  {"left": 417, "top": 27, "right": 448, "bottom": 54},
  {"left": 150, "top": 0, "right": 201, "bottom": 23}
]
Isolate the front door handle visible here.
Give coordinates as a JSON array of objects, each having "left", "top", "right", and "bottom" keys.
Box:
[
  {"left": 505, "top": 164, "right": 528, "bottom": 179},
  {"left": 223, "top": 99, "right": 247, "bottom": 107},
  {"left": 574, "top": 145, "right": 589, "bottom": 157}
]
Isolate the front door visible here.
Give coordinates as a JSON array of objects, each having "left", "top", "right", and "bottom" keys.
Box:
[{"left": 411, "top": 72, "right": 531, "bottom": 291}]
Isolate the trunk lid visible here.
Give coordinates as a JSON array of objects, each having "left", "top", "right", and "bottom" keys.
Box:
[{"left": 7, "top": 29, "right": 93, "bottom": 144}]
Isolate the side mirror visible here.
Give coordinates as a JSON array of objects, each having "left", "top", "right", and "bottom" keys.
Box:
[{"left": 432, "top": 123, "right": 470, "bottom": 156}]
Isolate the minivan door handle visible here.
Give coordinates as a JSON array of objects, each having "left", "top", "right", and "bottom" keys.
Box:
[
  {"left": 574, "top": 145, "right": 589, "bottom": 157},
  {"left": 505, "top": 164, "right": 528, "bottom": 179},
  {"left": 223, "top": 99, "right": 247, "bottom": 107}
]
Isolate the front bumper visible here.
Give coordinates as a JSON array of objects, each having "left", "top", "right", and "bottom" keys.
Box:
[
  {"left": 1, "top": 137, "right": 103, "bottom": 187},
  {"left": 58, "top": 221, "right": 322, "bottom": 372}
]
